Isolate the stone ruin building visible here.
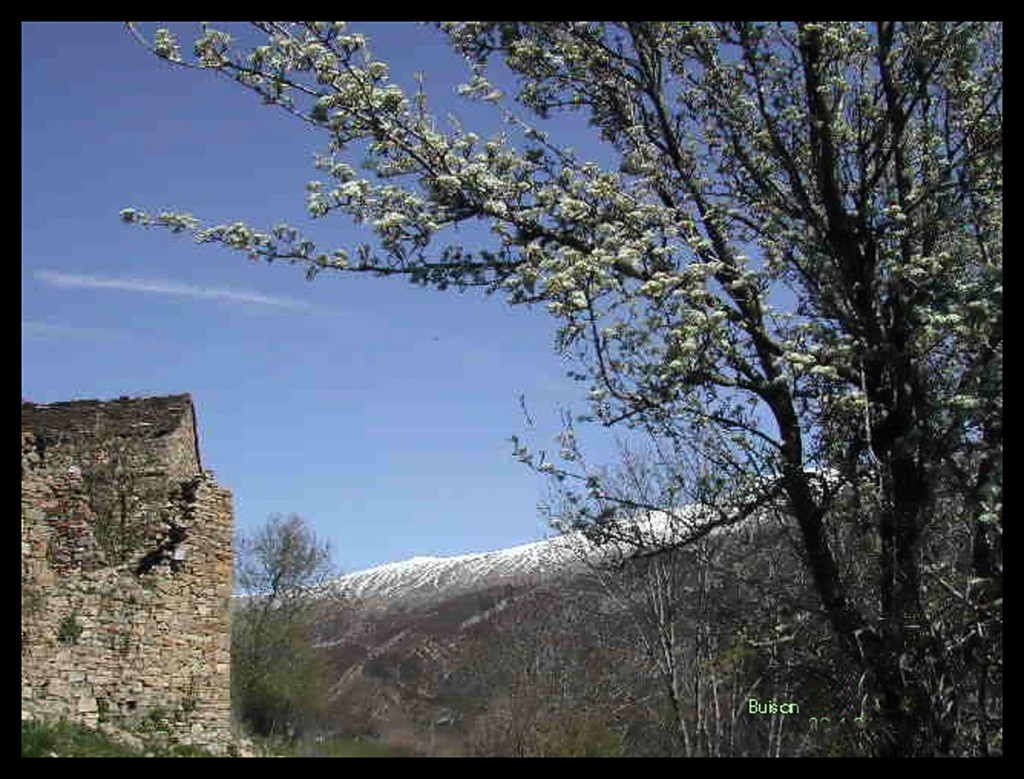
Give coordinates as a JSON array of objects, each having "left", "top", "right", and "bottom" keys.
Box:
[{"left": 21, "top": 393, "right": 234, "bottom": 753}]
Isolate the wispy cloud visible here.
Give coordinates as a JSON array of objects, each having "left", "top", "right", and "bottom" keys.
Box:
[
  {"left": 35, "top": 270, "right": 322, "bottom": 312},
  {"left": 22, "top": 320, "right": 135, "bottom": 342}
]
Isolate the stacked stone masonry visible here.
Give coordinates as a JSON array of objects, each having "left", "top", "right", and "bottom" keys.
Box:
[{"left": 21, "top": 394, "right": 234, "bottom": 754}]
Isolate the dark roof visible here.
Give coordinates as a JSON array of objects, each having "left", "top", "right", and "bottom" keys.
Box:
[{"left": 21, "top": 393, "right": 195, "bottom": 444}]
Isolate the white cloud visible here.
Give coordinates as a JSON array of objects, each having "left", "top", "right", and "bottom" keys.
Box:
[
  {"left": 34, "top": 270, "right": 320, "bottom": 311},
  {"left": 21, "top": 320, "right": 134, "bottom": 342}
]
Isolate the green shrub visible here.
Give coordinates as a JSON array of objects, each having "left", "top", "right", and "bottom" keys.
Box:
[{"left": 57, "top": 612, "right": 83, "bottom": 645}]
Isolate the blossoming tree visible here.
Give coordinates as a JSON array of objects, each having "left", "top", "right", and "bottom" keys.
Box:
[{"left": 122, "top": 22, "right": 1001, "bottom": 756}]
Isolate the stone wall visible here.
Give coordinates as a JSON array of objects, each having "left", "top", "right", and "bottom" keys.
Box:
[
  {"left": 21, "top": 399, "right": 234, "bottom": 754},
  {"left": 160, "top": 401, "right": 203, "bottom": 482}
]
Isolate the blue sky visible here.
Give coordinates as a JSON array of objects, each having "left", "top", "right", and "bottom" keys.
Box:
[{"left": 22, "top": 22, "right": 628, "bottom": 575}]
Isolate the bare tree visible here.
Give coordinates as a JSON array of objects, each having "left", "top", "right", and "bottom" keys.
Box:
[{"left": 232, "top": 513, "right": 336, "bottom": 741}]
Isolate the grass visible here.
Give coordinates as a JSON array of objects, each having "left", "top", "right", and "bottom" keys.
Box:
[
  {"left": 21, "top": 718, "right": 215, "bottom": 757},
  {"left": 22, "top": 718, "right": 415, "bottom": 758}
]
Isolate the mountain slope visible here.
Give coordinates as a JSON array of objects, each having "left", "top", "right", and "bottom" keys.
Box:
[{"left": 311, "top": 507, "right": 833, "bottom": 755}]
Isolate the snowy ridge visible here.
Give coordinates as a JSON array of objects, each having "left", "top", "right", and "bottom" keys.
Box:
[
  {"left": 331, "top": 533, "right": 590, "bottom": 603},
  {"left": 329, "top": 503, "right": 743, "bottom": 605}
]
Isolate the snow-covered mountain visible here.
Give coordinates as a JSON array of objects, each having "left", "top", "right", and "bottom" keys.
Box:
[
  {"left": 330, "top": 533, "right": 590, "bottom": 606},
  {"left": 329, "top": 504, "right": 744, "bottom": 606}
]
